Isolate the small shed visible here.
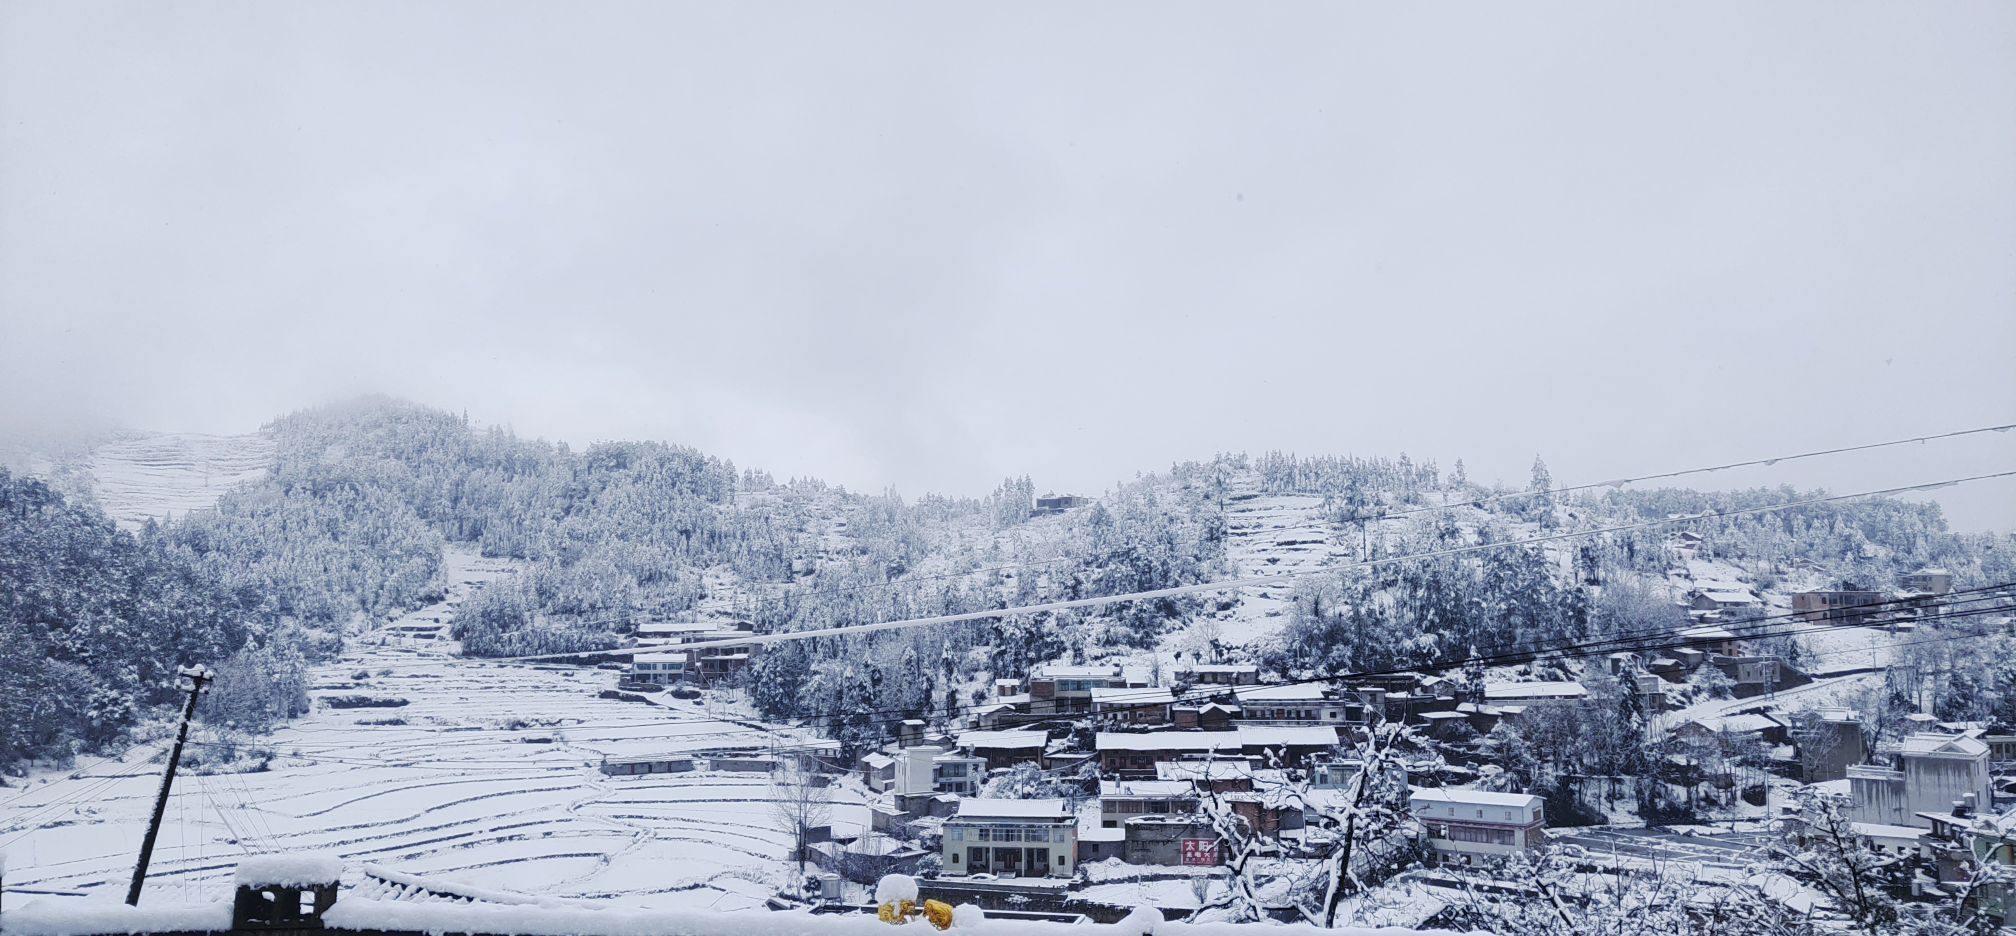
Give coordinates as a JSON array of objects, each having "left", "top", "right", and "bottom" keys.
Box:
[{"left": 233, "top": 854, "right": 342, "bottom": 929}]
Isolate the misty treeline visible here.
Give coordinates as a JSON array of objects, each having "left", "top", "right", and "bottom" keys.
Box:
[{"left": 5, "top": 396, "right": 2014, "bottom": 772}]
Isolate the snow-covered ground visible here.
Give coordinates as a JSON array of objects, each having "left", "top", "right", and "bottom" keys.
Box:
[
  {"left": 85, "top": 430, "right": 275, "bottom": 530},
  {"left": 1208, "top": 490, "right": 1354, "bottom": 647},
  {"left": 0, "top": 555, "right": 840, "bottom": 912}
]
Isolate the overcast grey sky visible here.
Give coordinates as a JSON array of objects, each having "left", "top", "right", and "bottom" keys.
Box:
[{"left": 3, "top": 1, "right": 2013, "bottom": 529}]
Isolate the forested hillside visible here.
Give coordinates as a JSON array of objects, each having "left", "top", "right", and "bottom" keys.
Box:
[
  {"left": 5, "top": 396, "right": 2013, "bottom": 773},
  {"left": 0, "top": 471, "right": 306, "bottom": 770}
]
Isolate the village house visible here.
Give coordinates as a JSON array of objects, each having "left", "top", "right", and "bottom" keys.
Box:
[
  {"left": 955, "top": 729, "right": 1049, "bottom": 770},
  {"left": 1097, "top": 731, "right": 1244, "bottom": 775},
  {"left": 1231, "top": 683, "right": 1352, "bottom": 725},
  {"left": 1798, "top": 708, "right": 1869, "bottom": 783},
  {"left": 598, "top": 755, "right": 695, "bottom": 777},
  {"left": 1793, "top": 588, "right": 1888, "bottom": 627},
  {"left": 1846, "top": 821, "right": 1926, "bottom": 860},
  {"left": 1901, "top": 568, "right": 1956, "bottom": 596},
  {"left": 1410, "top": 788, "right": 1548, "bottom": 864},
  {"left": 1076, "top": 826, "right": 1127, "bottom": 864},
  {"left": 634, "top": 620, "right": 718, "bottom": 642},
  {"left": 1096, "top": 727, "right": 1341, "bottom": 775},
  {"left": 1481, "top": 680, "right": 1587, "bottom": 708},
  {"left": 892, "top": 745, "right": 987, "bottom": 797},
  {"left": 1026, "top": 664, "right": 1126, "bottom": 714},
  {"left": 1690, "top": 584, "right": 1761, "bottom": 612},
  {"left": 1098, "top": 779, "right": 1199, "bottom": 827},
  {"left": 1847, "top": 732, "right": 1994, "bottom": 828},
  {"left": 625, "top": 651, "right": 689, "bottom": 686},
  {"left": 1236, "top": 724, "right": 1344, "bottom": 764},
  {"left": 1918, "top": 804, "right": 2016, "bottom": 921},
  {"left": 634, "top": 620, "right": 760, "bottom": 684},
  {"left": 1171, "top": 701, "right": 1241, "bottom": 730},
  {"left": 1980, "top": 728, "right": 2016, "bottom": 765},
  {"left": 1417, "top": 710, "right": 1471, "bottom": 740},
  {"left": 1031, "top": 493, "right": 1093, "bottom": 514},
  {"left": 1223, "top": 791, "right": 1305, "bottom": 840},
  {"left": 860, "top": 751, "right": 898, "bottom": 792},
  {"left": 969, "top": 699, "right": 1028, "bottom": 730},
  {"left": 1110, "top": 816, "right": 1224, "bottom": 867},
  {"left": 1711, "top": 655, "right": 1787, "bottom": 698},
  {"left": 942, "top": 799, "right": 1077, "bottom": 878},
  {"left": 1182, "top": 663, "right": 1262, "bottom": 687},
  {"left": 1677, "top": 624, "right": 1744, "bottom": 657},
  {"left": 1091, "top": 686, "right": 1174, "bottom": 724},
  {"left": 1674, "top": 712, "right": 1788, "bottom": 748},
  {"left": 1155, "top": 758, "right": 1255, "bottom": 792}
]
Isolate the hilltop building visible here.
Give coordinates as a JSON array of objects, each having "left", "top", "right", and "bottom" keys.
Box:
[{"left": 1793, "top": 589, "right": 1887, "bottom": 627}]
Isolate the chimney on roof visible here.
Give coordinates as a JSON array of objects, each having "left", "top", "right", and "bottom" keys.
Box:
[{"left": 1954, "top": 794, "right": 1977, "bottom": 818}]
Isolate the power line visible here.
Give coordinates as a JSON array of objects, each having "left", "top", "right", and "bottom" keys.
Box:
[
  {"left": 269, "top": 588, "right": 2016, "bottom": 762},
  {"left": 379, "top": 420, "right": 2016, "bottom": 650},
  {"left": 408, "top": 469, "right": 2016, "bottom": 665},
  {"left": 299, "top": 586, "right": 2016, "bottom": 752},
  {"left": 0, "top": 741, "right": 162, "bottom": 811},
  {"left": 240, "top": 598, "right": 2016, "bottom": 774},
  {"left": 1247, "top": 419, "right": 2016, "bottom": 528},
  {"left": 0, "top": 755, "right": 165, "bottom": 852}
]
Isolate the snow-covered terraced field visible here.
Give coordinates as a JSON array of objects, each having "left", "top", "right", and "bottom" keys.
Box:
[
  {"left": 86, "top": 430, "right": 275, "bottom": 529},
  {"left": 1185, "top": 483, "right": 1354, "bottom": 648},
  {"left": 0, "top": 557, "right": 843, "bottom": 911}
]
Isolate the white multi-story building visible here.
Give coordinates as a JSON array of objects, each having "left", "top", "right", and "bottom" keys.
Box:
[
  {"left": 892, "top": 745, "right": 987, "bottom": 797},
  {"left": 625, "top": 651, "right": 688, "bottom": 685},
  {"left": 942, "top": 799, "right": 1076, "bottom": 878},
  {"left": 1849, "top": 732, "right": 1993, "bottom": 829},
  {"left": 1410, "top": 788, "right": 1547, "bottom": 863}
]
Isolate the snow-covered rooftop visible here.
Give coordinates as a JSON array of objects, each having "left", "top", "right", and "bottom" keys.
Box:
[
  {"left": 1897, "top": 732, "right": 1989, "bottom": 758},
  {"left": 1236, "top": 726, "right": 1342, "bottom": 747},
  {"left": 1155, "top": 760, "right": 1253, "bottom": 782},
  {"left": 1097, "top": 731, "right": 1240, "bottom": 752},
  {"left": 1231, "top": 683, "right": 1330, "bottom": 702},
  {"left": 1688, "top": 713, "right": 1783, "bottom": 735},
  {"left": 1032, "top": 664, "right": 1122, "bottom": 679},
  {"left": 956, "top": 729, "right": 1048, "bottom": 750},
  {"left": 1090, "top": 686, "right": 1175, "bottom": 705},
  {"left": 956, "top": 798, "right": 1070, "bottom": 820},
  {"left": 635, "top": 621, "right": 716, "bottom": 635},
  {"left": 1099, "top": 779, "right": 1196, "bottom": 797},
  {"left": 1409, "top": 787, "right": 1543, "bottom": 808},
  {"left": 1482, "top": 680, "right": 1586, "bottom": 700},
  {"left": 1095, "top": 727, "right": 1339, "bottom": 752},
  {"left": 1851, "top": 822, "right": 1927, "bottom": 841}
]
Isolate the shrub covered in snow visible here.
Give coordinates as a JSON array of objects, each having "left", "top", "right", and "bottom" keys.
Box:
[{"left": 874, "top": 874, "right": 918, "bottom": 906}]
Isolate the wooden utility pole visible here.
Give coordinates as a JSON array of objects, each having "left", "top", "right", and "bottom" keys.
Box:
[{"left": 126, "top": 664, "right": 212, "bottom": 906}]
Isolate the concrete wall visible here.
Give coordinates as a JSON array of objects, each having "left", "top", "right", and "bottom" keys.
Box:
[{"left": 1904, "top": 755, "right": 1993, "bottom": 824}]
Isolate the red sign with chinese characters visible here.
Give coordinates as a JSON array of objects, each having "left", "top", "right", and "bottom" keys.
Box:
[{"left": 1180, "top": 838, "right": 1219, "bottom": 866}]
